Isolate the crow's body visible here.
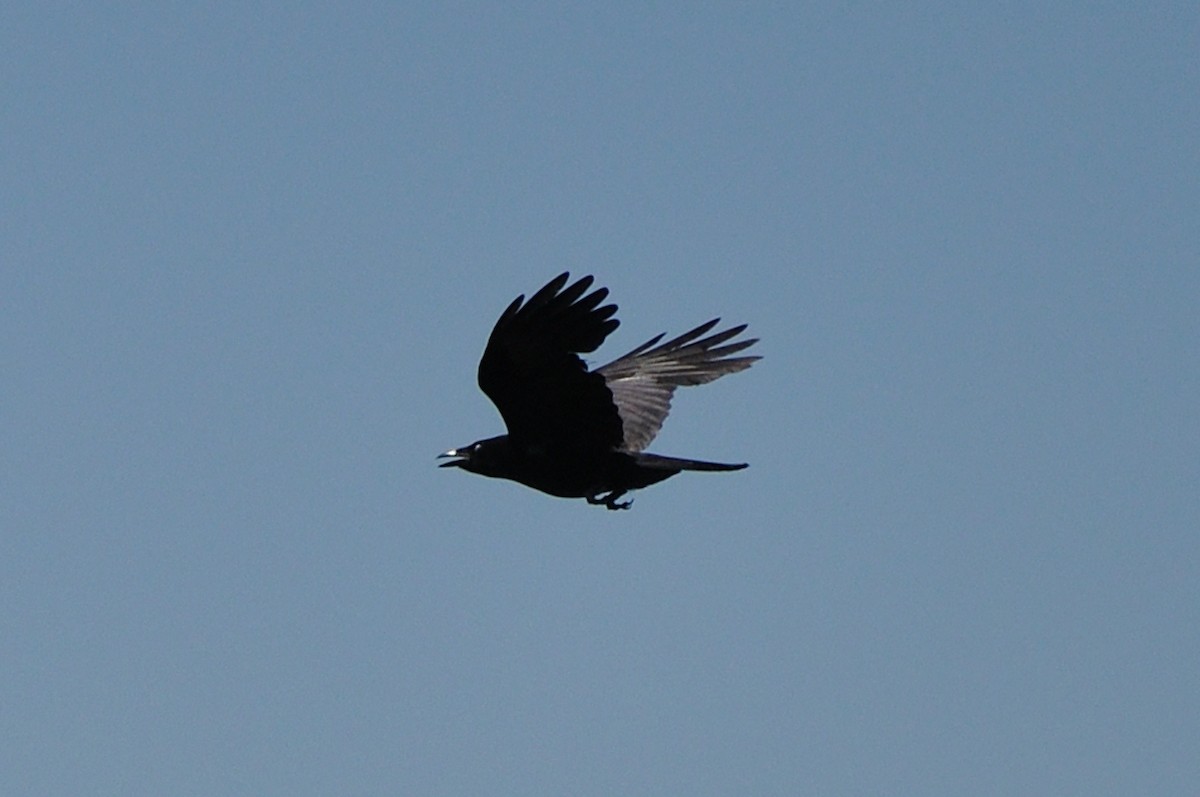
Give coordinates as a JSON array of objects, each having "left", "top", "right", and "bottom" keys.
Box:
[{"left": 439, "top": 273, "right": 759, "bottom": 509}]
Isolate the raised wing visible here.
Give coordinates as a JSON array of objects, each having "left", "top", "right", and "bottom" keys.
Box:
[
  {"left": 597, "top": 319, "right": 759, "bottom": 452},
  {"left": 478, "top": 273, "right": 624, "bottom": 449}
]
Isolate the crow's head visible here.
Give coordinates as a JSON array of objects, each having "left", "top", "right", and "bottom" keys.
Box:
[{"left": 437, "top": 435, "right": 510, "bottom": 477}]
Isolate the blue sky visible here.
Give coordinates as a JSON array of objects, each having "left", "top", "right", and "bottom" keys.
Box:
[{"left": 4, "top": 3, "right": 1197, "bottom": 794}]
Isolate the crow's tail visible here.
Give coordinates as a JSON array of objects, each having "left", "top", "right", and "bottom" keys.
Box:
[{"left": 633, "top": 452, "right": 747, "bottom": 472}]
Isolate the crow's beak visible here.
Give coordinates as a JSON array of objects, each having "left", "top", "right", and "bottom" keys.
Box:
[{"left": 438, "top": 449, "right": 466, "bottom": 468}]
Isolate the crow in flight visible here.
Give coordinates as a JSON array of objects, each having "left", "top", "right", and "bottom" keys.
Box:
[{"left": 439, "top": 273, "right": 759, "bottom": 509}]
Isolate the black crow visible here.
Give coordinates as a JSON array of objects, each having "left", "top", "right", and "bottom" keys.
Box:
[{"left": 439, "top": 273, "right": 759, "bottom": 509}]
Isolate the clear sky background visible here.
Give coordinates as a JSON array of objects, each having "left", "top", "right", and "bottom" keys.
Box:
[{"left": 4, "top": 4, "right": 1197, "bottom": 795}]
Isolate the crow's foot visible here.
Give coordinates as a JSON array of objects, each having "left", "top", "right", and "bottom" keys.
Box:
[{"left": 587, "top": 491, "right": 633, "bottom": 510}]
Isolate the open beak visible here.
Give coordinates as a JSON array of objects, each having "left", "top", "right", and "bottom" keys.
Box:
[{"left": 437, "top": 449, "right": 466, "bottom": 468}]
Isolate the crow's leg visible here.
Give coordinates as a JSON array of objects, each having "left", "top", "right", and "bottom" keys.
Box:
[{"left": 587, "top": 490, "right": 632, "bottom": 510}]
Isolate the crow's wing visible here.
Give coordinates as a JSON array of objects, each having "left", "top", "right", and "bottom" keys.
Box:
[
  {"left": 597, "top": 319, "right": 759, "bottom": 452},
  {"left": 478, "top": 273, "right": 624, "bottom": 449}
]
